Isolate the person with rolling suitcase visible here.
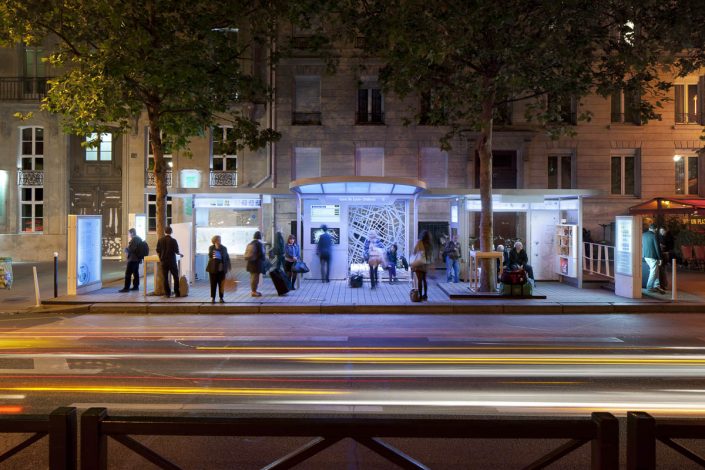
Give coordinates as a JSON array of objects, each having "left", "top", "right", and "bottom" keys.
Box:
[{"left": 269, "top": 268, "right": 293, "bottom": 296}]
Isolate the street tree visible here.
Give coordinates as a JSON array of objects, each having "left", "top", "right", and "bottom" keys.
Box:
[
  {"left": 337, "top": 0, "right": 687, "bottom": 291},
  {"left": 0, "top": 0, "right": 280, "bottom": 293}
]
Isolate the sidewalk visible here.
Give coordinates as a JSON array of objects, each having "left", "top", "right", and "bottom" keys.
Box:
[{"left": 39, "top": 268, "right": 705, "bottom": 314}]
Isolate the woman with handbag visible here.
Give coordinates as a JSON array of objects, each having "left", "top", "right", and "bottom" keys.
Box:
[
  {"left": 364, "top": 230, "right": 385, "bottom": 289},
  {"left": 206, "top": 235, "right": 231, "bottom": 303},
  {"left": 245, "top": 231, "right": 266, "bottom": 297},
  {"left": 283, "top": 234, "right": 300, "bottom": 289},
  {"left": 411, "top": 231, "right": 432, "bottom": 300}
]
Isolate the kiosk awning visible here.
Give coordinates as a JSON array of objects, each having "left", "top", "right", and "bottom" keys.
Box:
[
  {"left": 290, "top": 176, "right": 426, "bottom": 196},
  {"left": 628, "top": 197, "right": 705, "bottom": 215}
]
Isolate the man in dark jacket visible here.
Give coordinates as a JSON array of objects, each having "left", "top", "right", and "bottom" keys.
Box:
[
  {"left": 316, "top": 224, "right": 333, "bottom": 283},
  {"left": 508, "top": 241, "right": 535, "bottom": 281},
  {"left": 119, "top": 228, "right": 144, "bottom": 292},
  {"left": 643, "top": 223, "right": 663, "bottom": 293},
  {"left": 156, "top": 226, "right": 181, "bottom": 297}
]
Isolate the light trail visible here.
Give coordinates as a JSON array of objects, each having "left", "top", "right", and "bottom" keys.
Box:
[{"left": 0, "top": 385, "right": 345, "bottom": 397}]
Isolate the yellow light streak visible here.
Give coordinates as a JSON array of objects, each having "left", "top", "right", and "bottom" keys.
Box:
[
  {"left": 293, "top": 356, "right": 705, "bottom": 365},
  {"left": 0, "top": 385, "right": 344, "bottom": 397}
]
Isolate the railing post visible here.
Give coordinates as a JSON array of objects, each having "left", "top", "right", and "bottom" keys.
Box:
[
  {"left": 671, "top": 258, "right": 677, "bottom": 302},
  {"left": 81, "top": 408, "right": 108, "bottom": 470},
  {"left": 591, "top": 412, "right": 618, "bottom": 470},
  {"left": 597, "top": 244, "right": 603, "bottom": 275},
  {"left": 49, "top": 407, "right": 77, "bottom": 470},
  {"left": 590, "top": 243, "right": 595, "bottom": 273},
  {"left": 627, "top": 411, "right": 656, "bottom": 470},
  {"left": 604, "top": 246, "right": 611, "bottom": 277}
]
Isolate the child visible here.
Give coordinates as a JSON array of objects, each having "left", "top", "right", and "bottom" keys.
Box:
[{"left": 386, "top": 244, "right": 399, "bottom": 283}]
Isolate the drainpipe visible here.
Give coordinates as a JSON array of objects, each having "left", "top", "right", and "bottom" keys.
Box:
[{"left": 253, "top": 29, "right": 277, "bottom": 189}]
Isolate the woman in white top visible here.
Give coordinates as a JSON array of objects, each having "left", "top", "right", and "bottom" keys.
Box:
[{"left": 412, "top": 230, "right": 432, "bottom": 300}]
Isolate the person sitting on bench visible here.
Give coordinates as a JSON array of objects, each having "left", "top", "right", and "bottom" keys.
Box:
[{"left": 508, "top": 241, "right": 535, "bottom": 282}]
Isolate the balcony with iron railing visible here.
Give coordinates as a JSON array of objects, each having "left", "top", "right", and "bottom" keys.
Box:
[
  {"left": 355, "top": 111, "right": 385, "bottom": 125},
  {"left": 292, "top": 112, "right": 322, "bottom": 125},
  {"left": 17, "top": 170, "right": 44, "bottom": 186},
  {"left": 675, "top": 112, "right": 702, "bottom": 125},
  {"left": 209, "top": 170, "right": 237, "bottom": 187},
  {"left": 0, "top": 77, "right": 51, "bottom": 101},
  {"left": 146, "top": 170, "right": 172, "bottom": 188}
]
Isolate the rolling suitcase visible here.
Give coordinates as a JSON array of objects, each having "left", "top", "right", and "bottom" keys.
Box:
[{"left": 269, "top": 269, "right": 292, "bottom": 296}]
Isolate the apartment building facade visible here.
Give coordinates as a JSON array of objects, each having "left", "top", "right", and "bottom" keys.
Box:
[{"left": 0, "top": 36, "right": 702, "bottom": 278}]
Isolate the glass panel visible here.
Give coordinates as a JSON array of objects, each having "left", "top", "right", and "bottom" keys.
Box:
[
  {"left": 611, "top": 156, "right": 622, "bottom": 194},
  {"left": 22, "top": 188, "right": 32, "bottom": 201},
  {"left": 212, "top": 158, "right": 224, "bottom": 171},
  {"left": 35, "top": 188, "right": 43, "bottom": 201},
  {"left": 21, "top": 128, "right": 32, "bottom": 142},
  {"left": 321, "top": 182, "right": 346, "bottom": 193},
  {"left": 35, "top": 158, "right": 43, "bottom": 170},
  {"left": 675, "top": 158, "right": 685, "bottom": 194},
  {"left": 22, "top": 158, "right": 32, "bottom": 170},
  {"left": 21, "top": 204, "right": 32, "bottom": 217},
  {"left": 688, "top": 156, "right": 699, "bottom": 194},
  {"left": 22, "top": 141, "right": 33, "bottom": 156},
  {"left": 688, "top": 84, "right": 699, "bottom": 123},
  {"left": 35, "top": 128, "right": 43, "bottom": 155},
  {"left": 624, "top": 156, "right": 635, "bottom": 195},
  {"left": 100, "top": 133, "right": 112, "bottom": 160},
  {"left": 357, "top": 89, "right": 368, "bottom": 117},
  {"left": 225, "top": 158, "right": 237, "bottom": 171},
  {"left": 561, "top": 156, "right": 572, "bottom": 189},
  {"left": 85, "top": 148, "right": 98, "bottom": 161},
  {"left": 35, "top": 204, "right": 43, "bottom": 217},
  {"left": 611, "top": 91, "right": 622, "bottom": 122},
  {"left": 547, "top": 156, "right": 557, "bottom": 189},
  {"left": 21, "top": 218, "right": 33, "bottom": 232},
  {"left": 35, "top": 218, "right": 43, "bottom": 232}
]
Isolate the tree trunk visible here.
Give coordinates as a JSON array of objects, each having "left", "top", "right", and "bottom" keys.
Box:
[
  {"left": 147, "top": 107, "right": 167, "bottom": 295},
  {"left": 477, "top": 90, "right": 496, "bottom": 292}
]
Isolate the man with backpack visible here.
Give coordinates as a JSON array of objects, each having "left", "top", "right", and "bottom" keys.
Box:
[{"left": 119, "top": 228, "right": 148, "bottom": 292}]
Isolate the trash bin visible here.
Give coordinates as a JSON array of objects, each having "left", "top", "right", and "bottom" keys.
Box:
[{"left": 0, "top": 258, "right": 12, "bottom": 289}]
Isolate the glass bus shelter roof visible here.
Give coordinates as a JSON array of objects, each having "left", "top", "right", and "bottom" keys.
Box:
[{"left": 290, "top": 176, "right": 426, "bottom": 196}]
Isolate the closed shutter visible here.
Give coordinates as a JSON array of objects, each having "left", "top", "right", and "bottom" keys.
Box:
[
  {"left": 675, "top": 84, "right": 684, "bottom": 123},
  {"left": 294, "top": 76, "right": 320, "bottom": 113},
  {"left": 356, "top": 147, "right": 384, "bottom": 176},
  {"left": 294, "top": 147, "right": 321, "bottom": 179},
  {"left": 420, "top": 148, "right": 448, "bottom": 188},
  {"left": 699, "top": 76, "right": 705, "bottom": 125}
]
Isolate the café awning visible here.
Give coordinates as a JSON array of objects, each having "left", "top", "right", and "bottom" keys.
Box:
[{"left": 628, "top": 197, "right": 705, "bottom": 215}]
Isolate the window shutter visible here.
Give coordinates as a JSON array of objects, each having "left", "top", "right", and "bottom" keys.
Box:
[
  {"left": 357, "top": 89, "right": 368, "bottom": 115},
  {"left": 294, "top": 147, "right": 321, "bottom": 179},
  {"left": 420, "top": 148, "right": 448, "bottom": 188},
  {"left": 699, "top": 76, "right": 705, "bottom": 125},
  {"left": 675, "top": 85, "right": 684, "bottom": 123},
  {"left": 294, "top": 76, "right": 320, "bottom": 113},
  {"left": 371, "top": 89, "right": 383, "bottom": 114},
  {"left": 356, "top": 147, "right": 384, "bottom": 176}
]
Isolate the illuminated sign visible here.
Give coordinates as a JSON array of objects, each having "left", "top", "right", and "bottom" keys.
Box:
[
  {"left": 615, "top": 217, "right": 632, "bottom": 276},
  {"left": 68, "top": 215, "right": 102, "bottom": 295},
  {"left": 180, "top": 169, "right": 201, "bottom": 189},
  {"left": 311, "top": 204, "right": 340, "bottom": 223}
]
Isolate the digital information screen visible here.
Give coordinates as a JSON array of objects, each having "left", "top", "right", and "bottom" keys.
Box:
[
  {"left": 76, "top": 216, "right": 102, "bottom": 287},
  {"left": 311, "top": 205, "right": 341, "bottom": 223}
]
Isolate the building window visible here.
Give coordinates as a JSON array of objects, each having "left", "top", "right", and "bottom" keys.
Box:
[
  {"left": 293, "top": 147, "right": 321, "bottom": 179},
  {"left": 23, "top": 46, "right": 46, "bottom": 96},
  {"left": 355, "top": 147, "right": 384, "bottom": 177},
  {"left": 147, "top": 194, "right": 172, "bottom": 233},
  {"left": 147, "top": 130, "right": 173, "bottom": 170},
  {"left": 548, "top": 155, "right": 574, "bottom": 189},
  {"left": 611, "top": 153, "right": 637, "bottom": 195},
  {"left": 674, "top": 82, "right": 700, "bottom": 124},
  {"left": 419, "top": 90, "right": 447, "bottom": 125},
  {"left": 212, "top": 126, "right": 237, "bottom": 171},
  {"left": 20, "top": 187, "right": 43, "bottom": 233},
  {"left": 547, "top": 94, "right": 577, "bottom": 125},
  {"left": 293, "top": 76, "right": 321, "bottom": 125},
  {"left": 85, "top": 133, "right": 112, "bottom": 161},
  {"left": 420, "top": 147, "right": 448, "bottom": 188},
  {"left": 20, "top": 127, "right": 43, "bottom": 170},
  {"left": 357, "top": 77, "right": 384, "bottom": 124},
  {"left": 674, "top": 154, "right": 699, "bottom": 195},
  {"left": 611, "top": 88, "right": 640, "bottom": 124}
]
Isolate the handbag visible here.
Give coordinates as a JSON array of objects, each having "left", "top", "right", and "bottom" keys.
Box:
[
  {"left": 409, "top": 273, "right": 421, "bottom": 302},
  {"left": 223, "top": 273, "right": 238, "bottom": 291},
  {"left": 409, "top": 251, "right": 425, "bottom": 269},
  {"left": 292, "top": 261, "right": 310, "bottom": 273}
]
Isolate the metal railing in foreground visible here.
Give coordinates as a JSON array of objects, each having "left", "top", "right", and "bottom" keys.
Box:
[
  {"left": 80, "top": 408, "right": 618, "bottom": 470},
  {"left": 627, "top": 411, "right": 705, "bottom": 469},
  {"left": 0, "top": 407, "right": 76, "bottom": 470}
]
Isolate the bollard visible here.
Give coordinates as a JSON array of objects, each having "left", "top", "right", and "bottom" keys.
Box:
[
  {"left": 53, "top": 252, "right": 59, "bottom": 298},
  {"left": 32, "top": 266, "right": 40, "bottom": 307},
  {"left": 671, "top": 258, "right": 677, "bottom": 302}
]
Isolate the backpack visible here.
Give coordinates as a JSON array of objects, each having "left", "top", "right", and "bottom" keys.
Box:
[
  {"left": 244, "top": 241, "right": 258, "bottom": 261},
  {"left": 136, "top": 240, "right": 149, "bottom": 258}
]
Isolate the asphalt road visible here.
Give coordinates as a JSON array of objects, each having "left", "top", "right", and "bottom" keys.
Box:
[{"left": 2, "top": 312, "right": 705, "bottom": 469}]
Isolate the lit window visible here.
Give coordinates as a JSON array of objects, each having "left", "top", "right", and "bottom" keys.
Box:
[
  {"left": 85, "top": 133, "right": 112, "bottom": 161},
  {"left": 147, "top": 194, "right": 172, "bottom": 233},
  {"left": 674, "top": 82, "right": 700, "bottom": 124},
  {"left": 674, "top": 155, "right": 699, "bottom": 195}
]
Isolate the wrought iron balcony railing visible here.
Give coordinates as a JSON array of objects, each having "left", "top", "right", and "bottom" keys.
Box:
[
  {"left": 355, "top": 112, "right": 385, "bottom": 125},
  {"left": 0, "top": 77, "right": 50, "bottom": 101},
  {"left": 675, "top": 112, "right": 701, "bottom": 125},
  {"left": 209, "top": 170, "right": 237, "bottom": 187},
  {"left": 17, "top": 170, "right": 44, "bottom": 186},
  {"left": 146, "top": 170, "right": 172, "bottom": 188},
  {"left": 292, "top": 112, "right": 322, "bottom": 125}
]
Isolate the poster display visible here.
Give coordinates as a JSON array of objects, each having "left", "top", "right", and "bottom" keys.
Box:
[
  {"left": 310, "top": 227, "right": 340, "bottom": 244},
  {"left": 68, "top": 215, "right": 102, "bottom": 295},
  {"left": 196, "top": 226, "right": 258, "bottom": 255},
  {"left": 615, "top": 217, "right": 632, "bottom": 276}
]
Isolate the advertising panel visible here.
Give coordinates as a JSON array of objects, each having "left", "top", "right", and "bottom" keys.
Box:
[
  {"left": 311, "top": 204, "right": 341, "bottom": 223},
  {"left": 196, "top": 226, "right": 258, "bottom": 255},
  {"left": 76, "top": 217, "right": 102, "bottom": 287},
  {"left": 615, "top": 217, "right": 632, "bottom": 276}
]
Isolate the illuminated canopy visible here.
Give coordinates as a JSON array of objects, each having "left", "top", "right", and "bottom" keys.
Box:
[
  {"left": 290, "top": 176, "right": 426, "bottom": 196},
  {"left": 628, "top": 197, "right": 705, "bottom": 215}
]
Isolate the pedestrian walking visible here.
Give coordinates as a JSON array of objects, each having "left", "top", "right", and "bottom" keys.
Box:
[
  {"left": 317, "top": 224, "right": 333, "bottom": 283},
  {"left": 443, "top": 234, "right": 461, "bottom": 283},
  {"left": 156, "top": 226, "right": 181, "bottom": 297},
  {"left": 283, "top": 234, "right": 300, "bottom": 289},
  {"left": 410, "top": 231, "right": 432, "bottom": 300},
  {"left": 245, "top": 231, "right": 266, "bottom": 297},
  {"left": 386, "top": 244, "right": 399, "bottom": 283},
  {"left": 364, "top": 230, "right": 385, "bottom": 288},
  {"left": 643, "top": 223, "right": 664, "bottom": 293},
  {"left": 119, "top": 228, "right": 147, "bottom": 292},
  {"left": 206, "top": 235, "right": 231, "bottom": 303}
]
